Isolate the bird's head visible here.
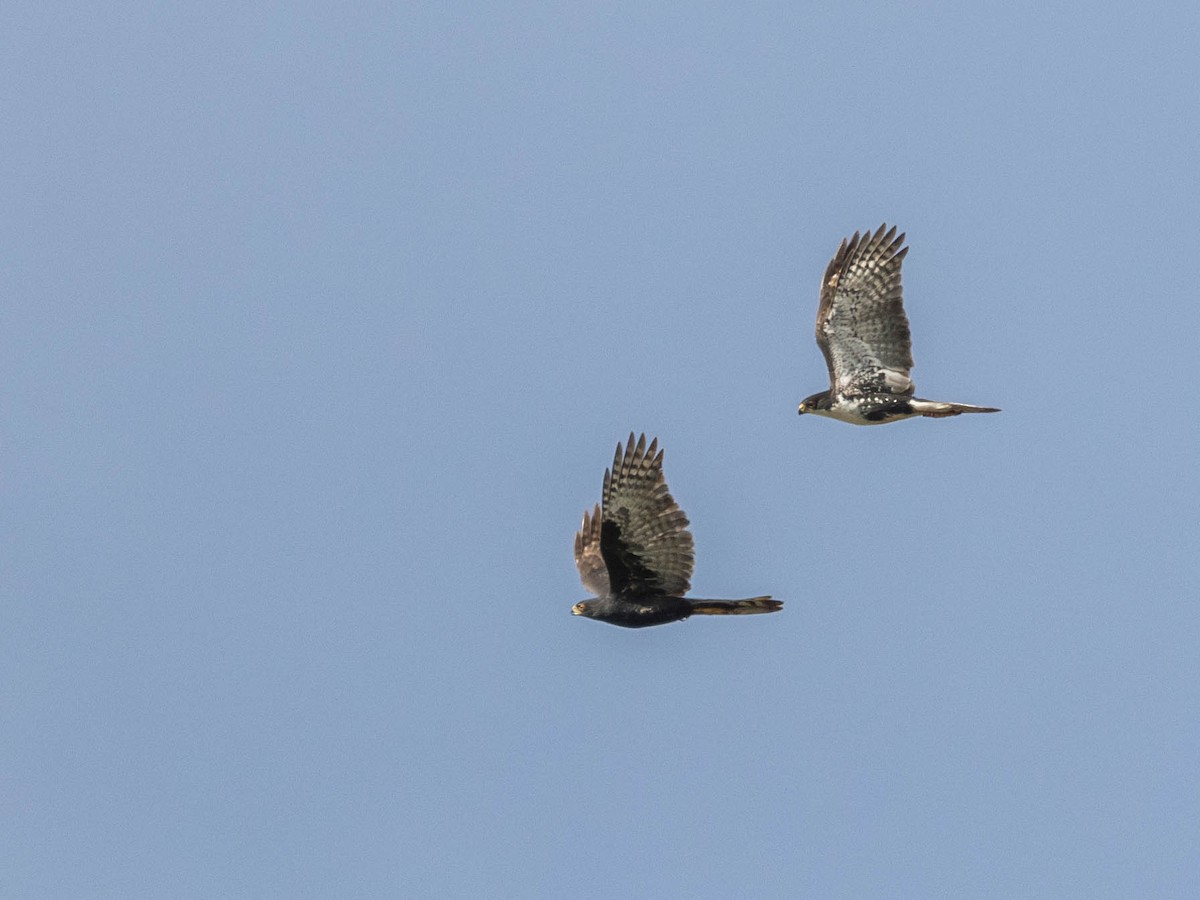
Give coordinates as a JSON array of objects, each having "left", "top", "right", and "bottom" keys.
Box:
[
  {"left": 797, "top": 392, "right": 830, "bottom": 415},
  {"left": 572, "top": 600, "right": 595, "bottom": 618}
]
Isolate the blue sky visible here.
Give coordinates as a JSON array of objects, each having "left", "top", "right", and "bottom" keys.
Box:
[{"left": 4, "top": 2, "right": 1198, "bottom": 897}]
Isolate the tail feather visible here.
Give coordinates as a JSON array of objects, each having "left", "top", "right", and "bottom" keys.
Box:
[
  {"left": 689, "top": 596, "right": 782, "bottom": 616},
  {"left": 910, "top": 398, "right": 1000, "bottom": 418}
]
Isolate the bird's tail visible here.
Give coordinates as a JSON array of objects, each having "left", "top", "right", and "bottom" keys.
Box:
[
  {"left": 688, "top": 596, "right": 782, "bottom": 616},
  {"left": 910, "top": 398, "right": 1001, "bottom": 418}
]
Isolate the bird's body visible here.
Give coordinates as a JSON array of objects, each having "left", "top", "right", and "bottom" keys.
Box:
[
  {"left": 571, "top": 434, "right": 780, "bottom": 629},
  {"left": 799, "top": 393, "right": 998, "bottom": 426},
  {"left": 796, "top": 224, "right": 999, "bottom": 425},
  {"left": 570, "top": 593, "right": 695, "bottom": 629}
]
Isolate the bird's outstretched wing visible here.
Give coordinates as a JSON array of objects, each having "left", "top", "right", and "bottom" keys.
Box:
[
  {"left": 573, "top": 503, "right": 610, "bottom": 596},
  {"left": 600, "top": 433, "right": 694, "bottom": 597},
  {"left": 816, "top": 224, "right": 915, "bottom": 398}
]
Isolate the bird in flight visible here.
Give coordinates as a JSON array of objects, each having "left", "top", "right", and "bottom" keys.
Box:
[
  {"left": 797, "top": 224, "right": 1000, "bottom": 425},
  {"left": 571, "top": 433, "right": 781, "bottom": 628}
]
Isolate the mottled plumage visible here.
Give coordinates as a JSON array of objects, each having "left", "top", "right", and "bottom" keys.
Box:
[
  {"left": 571, "top": 433, "right": 780, "bottom": 629},
  {"left": 797, "top": 224, "right": 1000, "bottom": 425}
]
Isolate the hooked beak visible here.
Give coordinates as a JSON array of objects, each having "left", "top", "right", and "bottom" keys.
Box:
[
  {"left": 797, "top": 402, "right": 807, "bottom": 415},
  {"left": 571, "top": 602, "right": 586, "bottom": 616}
]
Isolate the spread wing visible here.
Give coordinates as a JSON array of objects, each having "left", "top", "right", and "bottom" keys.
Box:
[
  {"left": 573, "top": 503, "right": 609, "bottom": 596},
  {"left": 599, "top": 433, "right": 694, "bottom": 598},
  {"left": 816, "top": 224, "right": 915, "bottom": 398}
]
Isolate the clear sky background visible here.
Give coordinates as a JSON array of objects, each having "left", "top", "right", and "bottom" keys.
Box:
[{"left": 4, "top": 2, "right": 1198, "bottom": 898}]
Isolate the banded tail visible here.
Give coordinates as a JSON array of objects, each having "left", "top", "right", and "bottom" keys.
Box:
[
  {"left": 909, "top": 398, "right": 1001, "bottom": 418},
  {"left": 688, "top": 596, "right": 782, "bottom": 616}
]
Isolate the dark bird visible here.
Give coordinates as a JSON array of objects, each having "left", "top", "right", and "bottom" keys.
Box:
[
  {"left": 571, "top": 433, "right": 781, "bottom": 628},
  {"left": 797, "top": 224, "right": 1000, "bottom": 425}
]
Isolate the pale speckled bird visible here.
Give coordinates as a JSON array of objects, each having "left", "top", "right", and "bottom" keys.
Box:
[
  {"left": 797, "top": 224, "right": 1000, "bottom": 425},
  {"left": 570, "top": 433, "right": 781, "bottom": 629}
]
